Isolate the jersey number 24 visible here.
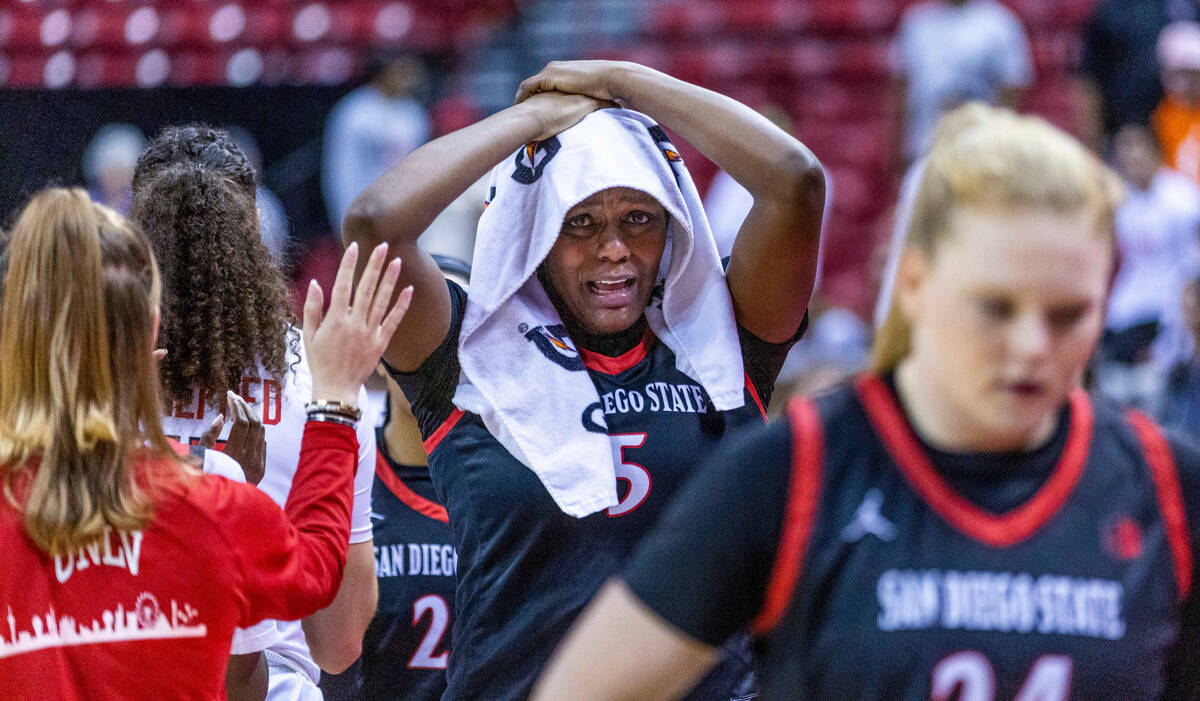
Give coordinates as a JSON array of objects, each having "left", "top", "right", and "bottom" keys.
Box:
[{"left": 932, "top": 652, "right": 1071, "bottom": 701}]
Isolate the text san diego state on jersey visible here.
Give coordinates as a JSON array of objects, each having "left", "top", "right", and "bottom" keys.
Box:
[
  {"left": 627, "top": 373, "right": 1200, "bottom": 700},
  {"left": 390, "top": 279, "right": 802, "bottom": 699}
]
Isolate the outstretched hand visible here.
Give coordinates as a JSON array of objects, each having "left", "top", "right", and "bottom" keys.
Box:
[{"left": 303, "top": 242, "right": 412, "bottom": 408}]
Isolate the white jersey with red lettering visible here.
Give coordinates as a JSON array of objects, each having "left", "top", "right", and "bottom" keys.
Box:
[{"left": 162, "top": 335, "right": 375, "bottom": 685}]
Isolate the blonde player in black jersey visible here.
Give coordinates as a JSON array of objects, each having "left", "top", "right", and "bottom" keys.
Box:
[{"left": 535, "top": 105, "right": 1200, "bottom": 700}]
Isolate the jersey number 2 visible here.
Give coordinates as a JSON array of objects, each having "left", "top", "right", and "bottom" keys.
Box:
[
  {"left": 932, "top": 652, "right": 1072, "bottom": 701},
  {"left": 408, "top": 594, "right": 450, "bottom": 669},
  {"left": 607, "top": 433, "right": 650, "bottom": 518}
]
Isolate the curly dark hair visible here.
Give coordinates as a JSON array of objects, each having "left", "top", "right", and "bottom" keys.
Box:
[{"left": 131, "top": 124, "right": 298, "bottom": 406}]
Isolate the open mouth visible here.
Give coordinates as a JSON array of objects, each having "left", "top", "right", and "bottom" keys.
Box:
[
  {"left": 587, "top": 278, "right": 635, "bottom": 293},
  {"left": 586, "top": 277, "right": 637, "bottom": 308}
]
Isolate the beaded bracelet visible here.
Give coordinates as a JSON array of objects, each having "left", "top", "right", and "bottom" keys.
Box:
[
  {"left": 306, "top": 411, "right": 357, "bottom": 428},
  {"left": 304, "top": 399, "right": 362, "bottom": 421}
]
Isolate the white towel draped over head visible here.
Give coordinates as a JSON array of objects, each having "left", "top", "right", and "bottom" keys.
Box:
[{"left": 453, "top": 108, "right": 744, "bottom": 517}]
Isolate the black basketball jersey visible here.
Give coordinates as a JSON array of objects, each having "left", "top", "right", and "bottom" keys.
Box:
[
  {"left": 626, "top": 374, "right": 1200, "bottom": 700},
  {"left": 318, "top": 433, "right": 456, "bottom": 701},
  {"left": 390, "top": 280, "right": 801, "bottom": 700}
]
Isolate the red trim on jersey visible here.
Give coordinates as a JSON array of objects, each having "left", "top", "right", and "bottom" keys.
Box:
[
  {"left": 375, "top": 450, "right": 449, "bottom": 523},
  {"left": 744, "top": 372, "right": 767, "bottom": 423},
  {"left": 1127, "top": 410, "right": 1192, "bottom": 599},
  {"left": 578, "top": 329, "right": 654, "bottom": 375},
  {"left": 751, "top": 396, "right": 823, "bottom": 635},
  {"left": 167, "top": 438, "right": 190, "bottom": 457},
  {"left": 422, "top": 408, "right": 465, "bottom": 455},
  {"left": 855, "top": 374, "right": 1092, "bottom": 548}
]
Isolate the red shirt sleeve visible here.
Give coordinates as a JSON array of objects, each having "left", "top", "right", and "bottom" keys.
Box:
[{"left": 203, "top": 421, "right": 358, "bottom": 628}]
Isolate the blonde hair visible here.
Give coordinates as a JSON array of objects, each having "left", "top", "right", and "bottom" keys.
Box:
[
  {"left": 0, "top": 187, "right": 183, "bottom": 556},
  {"left": 871, "top": 105, "right": 1122, "bottom": 373}
]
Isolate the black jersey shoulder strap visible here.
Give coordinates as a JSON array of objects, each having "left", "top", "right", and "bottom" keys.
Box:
[
  {"left": 1127, "top": 409, "right": 1192, "bottom": 600},
  {"left": 751, "top": 395, "right": 824, "bottom": 635}
]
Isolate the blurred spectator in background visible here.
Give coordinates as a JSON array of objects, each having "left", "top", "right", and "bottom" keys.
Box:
[
  {"left": 889, "top": 0, "right": 1032, "bottom": 171},
  {"left": 417, "top": 175, "right": 487, "bottom": 264},
  {"left": 228, "top": 125, "right": 291, "bottom": 264},
  {"left": 1096, "top": 124, "right": 1200, "bottom": 411},
  {"left": 323, "top": 55, "right": 431, "bottom": 234},
  {"left": 1079, "top": 0, "right": 1200, "bottom": 152},
  {"left": 81, "top": 123, "right": 145, "bottom": 215},
  {"left": 705, "top": 103, "right": 794, "bottom": 258},
  {"left": 1154, "top": 21, "right": 1200, "bottom": 183}
]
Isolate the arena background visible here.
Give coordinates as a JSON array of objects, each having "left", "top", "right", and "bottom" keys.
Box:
[{"left": 0, "top": 0, "right": 1096, "bottom": 318}]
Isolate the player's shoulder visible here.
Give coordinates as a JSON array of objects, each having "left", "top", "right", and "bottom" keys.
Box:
[
  {"left": 1160, "top": 423, "right": 1200, "bottom": 493},
  {"left": 1088, "top": 392, "right": 1161, "bottom": 451},
  {"left": 763, "top": 381, "right": 872, "bottom": 470},
  {"left": 1087, "top": 394, "right": 1200, "bottom": 488},
  {"left": 800, "top": 375, "right": 874, "bottom": 439}
]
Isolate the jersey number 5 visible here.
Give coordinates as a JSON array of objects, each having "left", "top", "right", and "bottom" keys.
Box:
[
  {"left": 408, "top": 594, "right": 450, "bottom": 669},
  {"left": 607, "top": 433, "right": 651, "bottom": 518},
  {"left": 932, "top": 652, "right": 1072, "bottom": 701}
]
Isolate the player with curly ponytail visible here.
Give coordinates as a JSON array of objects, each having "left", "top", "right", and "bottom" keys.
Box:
[{"left": 133, "top": 124, "right": 381, "bottom": 698}]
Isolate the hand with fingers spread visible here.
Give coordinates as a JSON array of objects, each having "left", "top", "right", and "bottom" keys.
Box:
[{"left": 304, "top": 241, "right": 412, "bottom": 408}]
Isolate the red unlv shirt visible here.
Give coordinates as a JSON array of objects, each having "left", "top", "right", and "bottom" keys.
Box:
[{"left": 0, "top": 422, "right": 357, "bottom": 700}]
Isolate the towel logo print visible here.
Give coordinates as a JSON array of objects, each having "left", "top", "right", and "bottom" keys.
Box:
[
  {"left": 511, "top": 137, "right": 561, "bottom": 184},
  {"left": 646, "top": 125, "right": 683, "bottom": 163},
  {"left": 522, "top": 323, "right": 585, "bottom": 371}
]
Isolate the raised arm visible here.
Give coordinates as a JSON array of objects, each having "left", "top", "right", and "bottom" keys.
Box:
[
  {"left": 517, "top": 61, "right": 824, "bottom": 343},
  {"left": 230, "top": 243, "right": 411, "bottom": 622},
  {"left": 341, "top": 92, "right": 611, "bottom": 370}
]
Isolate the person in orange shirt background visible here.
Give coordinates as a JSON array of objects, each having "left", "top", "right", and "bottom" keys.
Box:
[{"left": 1153, "top": 21, "right": 1200, "bottom": 183}]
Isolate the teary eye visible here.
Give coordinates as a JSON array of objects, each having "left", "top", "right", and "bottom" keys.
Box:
[
  {"left": 625, "top": 210, "right": 653, "bottom": 225},
  {"left": 565, "top": 213, "right": 594, "bottom": 229}
]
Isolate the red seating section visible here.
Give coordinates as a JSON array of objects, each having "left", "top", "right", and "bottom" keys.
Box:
[
  {"left": 607, "top": 0, "right": 1097, "bottom": 316},
  {"left": 1, "top": 0, "right": 1098, "bottom": 315},
  {"left": 0, "top": 0, "right": 517, "bottom": 88}
]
